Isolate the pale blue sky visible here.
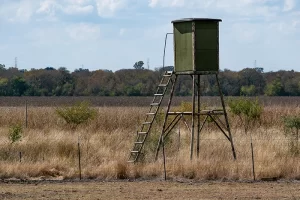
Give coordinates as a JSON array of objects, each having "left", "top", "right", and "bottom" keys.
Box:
[{"left": 0, "top": 0, "right": 299, "bottom": 72}]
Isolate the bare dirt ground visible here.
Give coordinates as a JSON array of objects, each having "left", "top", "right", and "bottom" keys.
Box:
[{"left": 0, "top": 180, "right": 299, "bottom": 200}]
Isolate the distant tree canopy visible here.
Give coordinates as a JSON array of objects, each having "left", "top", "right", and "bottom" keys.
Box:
[
  {"left": 0, "top": 64, "right": 299, "bottom": 96},
  {"left": 133, "top": 61, "right": 144, "bottom": 70}
]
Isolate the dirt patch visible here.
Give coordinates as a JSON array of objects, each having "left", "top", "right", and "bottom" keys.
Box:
[
  {"left": 0, "top": 192, "right": 18, "bottom": 199},
  {"left": 0, "top": 180, "right": 299, "bottom": 199}
]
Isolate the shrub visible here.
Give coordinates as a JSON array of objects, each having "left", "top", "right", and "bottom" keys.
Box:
[
  {"left": 228, "top": 97, "right": 263, "bottom": 134},
  {"left": 8, "top": 123, "right": 22, "bottom": 144},
  {"left": 282, "top": 115, "right": 300, "bottom": 154},
  {"left": 283, "top": 116, "right": 300, "bottom": 134},
  {"left": 56, "top": 101, "right": 97, "bottom": 129}
]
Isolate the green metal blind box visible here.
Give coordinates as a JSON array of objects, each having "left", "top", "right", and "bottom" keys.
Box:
[{"left": 172, "top": 18, "right": 222, "bottom": 74}]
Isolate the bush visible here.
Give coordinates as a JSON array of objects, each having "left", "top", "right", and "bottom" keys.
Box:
[
  {"left": 8, "top": 123, "right": 22, "bottom": 144},
  {"left": 282, "top": 115, "right": 300, "bottom": 154},
  {"left": 56, "top": 101, "right": 97, "bottom": 129},
  {"left": 283, "top": 116, "right": 300, "bottom": 132},
  {"left": 228, "top": 98, "right": 263, "bottom": 134}
]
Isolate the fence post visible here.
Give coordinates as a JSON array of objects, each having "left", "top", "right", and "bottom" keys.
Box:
[
  {"left": 78, "top": 135, "right": 82, "bottom": 180},
  {"left": 19, "top": 152, "right": 22, "bottom": 162},
  {"left": 25, "top": 100, "right": 28, "bottom": 128},
  {"left": 250, "top": 133, "right": 256, "bottom": 181}
]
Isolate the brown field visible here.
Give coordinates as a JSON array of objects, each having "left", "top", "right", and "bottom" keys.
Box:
[
  {"left": 0, "top": 96, "right": 299, "bottom": 182},
  {"left": 0, "top": 96, "right": 300, "bottom": 107},
  {"left": 0, "top": 180, "right": 300, "bottom": 199}
]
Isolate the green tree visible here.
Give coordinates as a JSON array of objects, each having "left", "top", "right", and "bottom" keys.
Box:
[
  {"left": 264, "top": 77, "right": 284, "bottom": 96},
  {"left": 0, "top": 64, "right": 5, "bottom": 70},
  {"left": 10, "top": 76, "right": 28, "bottom": 96},
  {"left": 72, "top": 68, "right": 90, "bottom": 96},
  {"left": 88, "top": 70, "right": 114, "bottom": 96},
  {"left": 284, "top": 77, "right": 300, "bottom": 96},
  {"left": 239, "top": 68, "right": 265, "bottom": 95},
  {"left": 0, "top": 78, "right": 8, "bottom": 95},
  {"left": 133, "top": 61, "right": 144, "bottom": 69},
  {"left": 219, "top": 69, "right": 241, "bottom": 96},
  {"left": 114, "top": 69, "right": 158, "bottom": 96},
  {"left": 240, "top": 85, "right": 256, "bottom": 96}
]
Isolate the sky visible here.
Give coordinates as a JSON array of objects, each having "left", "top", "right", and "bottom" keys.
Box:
[{"left": 0, "top": 0, "right": 300, "bottom": 72}]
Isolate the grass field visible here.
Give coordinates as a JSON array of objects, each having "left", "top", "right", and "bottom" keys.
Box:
[{"left": 0, "top": 96, "right": 299, "bottom": 181}]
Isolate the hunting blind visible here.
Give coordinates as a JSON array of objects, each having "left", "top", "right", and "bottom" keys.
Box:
[
  {"left": 173, "top": 18, "right": 221, "bottom": 73},
  {"left": 128, "top": 18, "right": 236, "bottom": 169}
]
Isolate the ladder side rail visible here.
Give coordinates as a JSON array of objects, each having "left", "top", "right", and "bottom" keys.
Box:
[
  {"left": 141, "top": 72, "right": 173, "bottom": 132},
  {"left": 155, "top": 75, "right": 178, "bottom": 160},
  {"left": 128, "top": 72, "right": 174, "bottom": 162}
]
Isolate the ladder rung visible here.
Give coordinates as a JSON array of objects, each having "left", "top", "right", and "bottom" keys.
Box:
[
  {"left": 146, "top": 113, "right": 155, "bottom": 115},
  {"left": 138, "top": 131, "right": 147, "bottom": 134},
  {"left": 131, "top": 151, "right": 139, "bottom": 153},
  {"left": 135, "top": 142, "right": 143, "bottom": 144},
  {"left": 127, "top": 160, "right": 135, "bottom": 163},
  {"left": 163, "top": 74, "right": 172, "bottom": 77},
  {"left": 150, "top": 103, "right": 159, "bottom": 106},
  {"left": 154, "top": 94, "right": 163, "bottom": 96},
  {"left": 158, "top": 84, "right": 167, "bottom": 87},
  {"left": 143, "top": 122, "right": 151, "bottom": 125}
]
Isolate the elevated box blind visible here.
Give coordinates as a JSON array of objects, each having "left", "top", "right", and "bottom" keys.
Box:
[{"left": 172, "top": 18, "right": 221, "bottom": 74}]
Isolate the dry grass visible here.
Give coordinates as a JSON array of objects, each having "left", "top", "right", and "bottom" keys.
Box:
[{"left": 0, "top": 102, "right": 299, "bottom": 181}]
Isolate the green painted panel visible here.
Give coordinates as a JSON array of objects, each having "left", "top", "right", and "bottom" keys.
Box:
[
  {"left": 195, "top": 21, "right": 217, "bottom": 29},
  {"left": 195, "top": 29, "right": 217, "bottom": 50},
  {"left": 195, "top": 49, "right": 218, "bottom": 71},
  {"left": 174, "top": 22, "right": 194, "bottom": 72}
]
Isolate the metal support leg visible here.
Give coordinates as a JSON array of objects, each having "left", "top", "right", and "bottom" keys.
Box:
[
  {"left": 190, "top": 75, "right": 196, "bottom": 160},
  {"left": 216, "top": 74, "right": 237, "bottom": 160},
  {"left": 197, "top": 74, "right": 201, "bottom": 158}
]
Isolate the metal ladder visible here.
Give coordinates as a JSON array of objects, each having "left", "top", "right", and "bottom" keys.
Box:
[{"left": 128, "top": 71, "right": 174, "bottom": 163}]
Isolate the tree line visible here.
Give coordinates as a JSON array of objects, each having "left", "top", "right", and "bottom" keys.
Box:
[{"left": 0, "top": 64, "right": 299, "bottom": 96}]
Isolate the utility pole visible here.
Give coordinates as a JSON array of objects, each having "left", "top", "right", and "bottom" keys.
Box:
[
  {"left": 147, "top": 58, "right": 150, "bottom": 70},
  {"left": 15, "top": 57, "right": 18, "bottom": 68}
]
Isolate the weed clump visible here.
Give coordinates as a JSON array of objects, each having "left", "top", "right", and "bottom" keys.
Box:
[{"left": 56, "top": 101, "right": 97, "bottom": 129}]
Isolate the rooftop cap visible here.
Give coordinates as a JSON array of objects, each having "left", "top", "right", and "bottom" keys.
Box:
[{"left": 172, "top": 18, "right": 222, "bottom": 23}]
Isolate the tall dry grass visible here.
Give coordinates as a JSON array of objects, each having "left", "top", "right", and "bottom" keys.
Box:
[{"left": 0, "top": 103, "right": 299, "bottom": 181}]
